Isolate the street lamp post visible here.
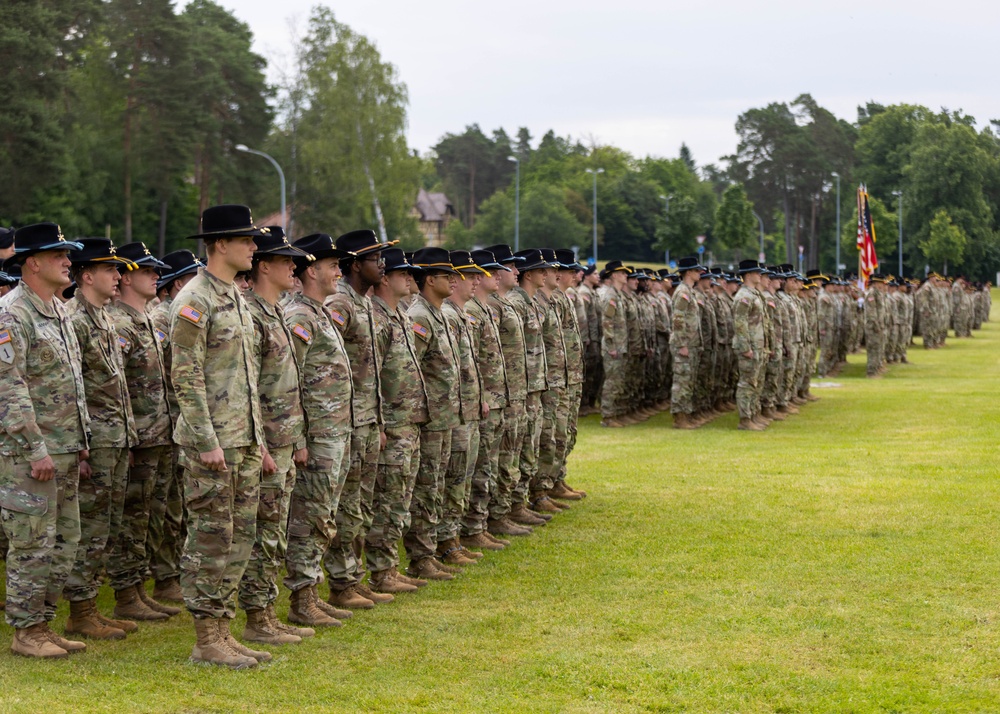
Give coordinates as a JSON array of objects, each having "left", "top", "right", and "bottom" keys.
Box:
[
  {"left": 508, "top": 155, "right": 520, "bottom": 252},
  {"left": 236, "top": 144, "right": 286, "bottom": 232},
  {"left": 659, "top": 194, "right": 672, "bottom": 266},
  {"left": 751, "top": 210, "right": 765, "bottom": 262},
  {"left": 832, "top": 172, "right": 841, "bottom": 274},
  {"left": 585, "top": 168, "right": 604, "bottom": 263},
  {"left": 892, "top": 190, "right": 903, "bottom": 276}
]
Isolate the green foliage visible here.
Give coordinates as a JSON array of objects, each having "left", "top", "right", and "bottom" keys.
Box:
[
  {"left": 920, "top": 209, "right": 968, "bottom": 274},
  {"left": 714, "top": 184, "right": 757, "bottom": 255}
]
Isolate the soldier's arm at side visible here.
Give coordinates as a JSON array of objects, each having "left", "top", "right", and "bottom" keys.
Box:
[
  {"left": 0, "top": 316, "right": 51, "bottom": 467},
  {"left": 169, "top": 295, "right": 221, "bottom": 459}
]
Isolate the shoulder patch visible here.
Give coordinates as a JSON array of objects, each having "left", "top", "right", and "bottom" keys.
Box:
[
  {"left": 767, "top": 300, "right": 776, "bottom": 308},
  {"left": 468, "top": 314, "right": 478, "bottom": 324},
  {"left": 178, "top": 305, "right": 202, "bottom": 325},
  {"left": 155, "top": 329, "right": 167, "bottom": 343},
  {"left": 740, "top": 298, "right": 749, "bottom": 305},
  {"left": 292, "top": 324, "right": 312, "bottom": 343},
  {"left": 412, "top": 322, "right": 429, "bottom": 338},
  {"left": 330, "top": 310, "right": 346, "bottom": 326},
  {"left": 608, "top": 299, "right": 616, "bottom": 307},
  {"left": 0, "top": 330, "right": 9, "bottom": 345},
  {"left": 681, "top": 293, "right": 690, "bottom": 301},
  {"left": 117, "top": 335, "right": 129, "bottom": 350}
]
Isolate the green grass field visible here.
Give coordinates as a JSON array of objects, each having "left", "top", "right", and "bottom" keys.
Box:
[{"left": 3, "top": 305, "right": 1000, "bottom": 713}]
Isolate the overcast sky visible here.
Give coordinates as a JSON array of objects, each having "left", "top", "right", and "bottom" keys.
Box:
[{"left": 202, "top": 0, "right": 1000, "bottom": 168}]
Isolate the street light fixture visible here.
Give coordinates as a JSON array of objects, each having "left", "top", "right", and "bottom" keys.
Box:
[
  {"left": 892, "top": 190, "right": 903, "bottom": 277},
  {"left": 235, "top": 144, "right": 286, "bottom": 232},
  {"left": 832, "top": 172, "right": 841, "bottom": 275},
  {"left": 508, "top": 156, "right": 520, "bottom": 252},
  {"left": 585, "top": 168, "right": 604, "bottom": 263}
]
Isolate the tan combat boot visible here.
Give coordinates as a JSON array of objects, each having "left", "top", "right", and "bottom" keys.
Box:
[
  {"left": 152, "top": 577, "right": 183, "bottom": 603},
  {"left": 530, "top": 495, "right": 561, "bottom": 514},
  {"left": 137, "top": 584, "right": 181, "bottom": 616},
  {"left": 11, "top": 623, "right": 69, "bottom": 659},
  {"left": 549, "top": 482, "right": 583, "bottom": 501},
  {"left": 462, "top": 532, "right": 504, "bottom": 551},
  {"left": 508, "top": 504, "right": 545, "bottom": 526},
  {"left": 328, "top": 584, "right": 376, "bottom": 610},
  {"left": 242, "top": 609, "right": 300, "bottom": 645},
  {"left": 288, "top": 586, "right": 342, "bottom": 628},
  {"left": 369, "top": 569, "right": 418, "bottom": 594},
  {"left": 406, "top": 557, "right": 453, "bottom": 581},
  {"left": 219, "top": 618, "right": 272, "bottom": 662},
  {"left": 438, "top": 539, "right": 477, "bottom": 566},
  {"left": 395, "top": 571, "right": 428, "bottom": 588},
  {"left": 562, "top": 482, "right": 587, "bottom": 498},
  {"left": 488, "top": 517, "right": 531, "bottom": 536},
  {"left": 114, "top": 585, "right": 169, "bottom": 621},
  {"left": 190, "top": 618, "right": 257, "bottom": 669},
  {"left": 313, "top": 587, "right": 353, "bottom": 620},
  {"left": 266, "top": 604, "right": 314, "bottom": 638},
  {"left": 769, "top": 407, "right": 788, "bottom": 421},
  {"left": 66, "top": 598, "right": 126, "bottom": 640},
  {"left": 483, "top": 530, "right": 511, "bottom": 547},
  {"left": 42, "top": 622, "right": 87, "bottom": 654},
  {"left": 738, "top": 417, "right": 765, "bottom": 431},
  {"left": 95, "top": 609, "right": 138, "bottom": 633},
  {"left": 673, "top": 413, "right": 697, "bottom": 430},
  {"left": 356, "top": 582, "right": 394, "bottom": 604}
]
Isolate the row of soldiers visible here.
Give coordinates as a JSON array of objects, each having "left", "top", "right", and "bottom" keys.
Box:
[{"left": 0, "top": 208, "right": 590, "bottom": 666}]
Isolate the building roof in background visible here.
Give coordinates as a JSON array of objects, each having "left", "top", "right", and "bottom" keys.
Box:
[{"left": 414, "top": 188, "right": 453, "bottom": 222}]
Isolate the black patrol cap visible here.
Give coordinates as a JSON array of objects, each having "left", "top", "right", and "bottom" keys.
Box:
[
  {"left": 117, "top": 242, "right": 169, "bottom": 272},
  {"left": 187, "top": 204, "right": 269, "bottom": 242}
]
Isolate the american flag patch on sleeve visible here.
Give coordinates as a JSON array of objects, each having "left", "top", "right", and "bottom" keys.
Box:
[
  {"left": 292, "top": 324, "right": 312, "bottom": 343},
  {"left": 155, "top": 329, "right": 167, "bottom": 343},
  {"left": 178, "top": 305, "right": 202, "bottom": 324},
  {"left": 0, "top": 330, "right": 9, "bottom": 345},
  {"left": 118, "top": 335, "right": 128, "bottom": 349},
  {"left": 330, "top": 310, "right": 346, "bottom": 326},
  {"left": 412, "top": 323, "right": 428, "bottom": 338}
]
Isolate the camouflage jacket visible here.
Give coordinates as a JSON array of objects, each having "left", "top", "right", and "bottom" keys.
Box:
[
  {"left": 508, "top": 286, "right": 547, "bottom": 394},
  {"left": 372, "top": 295, "right": 428, "bottom": 428},
  {"left": 554, "top": 289, "right": 584, "bottom": 386},
  {"left": 535, "top": 290, "right": 567, "bottom": 390},
  {"left": 577, "top": 283, "right": 602, "bottom": 348},
  {"left": 408, "top": 294, "right": 461, "bottom": 431},
  {"left": 443, "top": 298, "right": 483, "bottom": 423},
  {"left": 169, "top": 269, "right": 264, "bottom": 452},
  {"left": 67, "top": 294, "right": 137, "bottom": 450},
  {"left": 670, "top": 282, "right": 702, "bottom": 351},
  {"left": 467, "top": 295, "right": 508, "bottom": 410},
  {"left": 597, "top": 285, "right": 627, "bottom": 356},
  {"left": 284, "top": 291, "right": 354, "bottom": 441},
  {"left": 624, "top": 291, "right": 644, "bottom": 353},
  {"left": 246, "top": 291, "right": 306, "bottom": 451},
  {"left": 712, "top": 291, "right": 734, "bottom": 348},
  {"left": 150, "top": 296, "right": 178, "bottom": 418},
  {"left": 731, "top": 284, "right": 765, "bottom": 356},
  {"left": 487, "top": 290, "right": 527, "bottom": 403},
  {"left": 0, "top": 282, "right": 89, "bottom": 460},
  {"left": 762, "top": 291, "right": 782, "bottom": 358},
  {"left": 817, "top": 290, "right": 837, "bottom": 338},
  {"left": 327, "top": 280, "right": 382, "bottom": 428},
  {"left": 110, "top": 301, "right": 170, "bottom": 448}
]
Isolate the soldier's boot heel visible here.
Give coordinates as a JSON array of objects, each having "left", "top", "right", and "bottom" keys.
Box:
[{"left": 190, "top": 618, "right": 256, "bottom": 669}]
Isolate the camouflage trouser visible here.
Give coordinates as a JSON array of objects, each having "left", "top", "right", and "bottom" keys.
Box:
[
  {"left": 147, "top": 445, "right": 184, "bottom": 583},
  {"left": 670, "top": 348, "right": 701, "bottom": 416},
  {"left": 762, "top": 352, "right": 784, "bottom": 409},
  {"left": 283, "top": 436, "right": 349, "bottom": 594},
  {"left": 799, "top": 345, "right": 817, "bottom": 395},
  {"left": 64, "top": 446, "right": 128, "bottom": 602},
  {"left": 582, "top": 345, "right": 602, "bottom": 409},
  {"left": 365, "top": 424, "right": 421, "bottom": 575},
  {"left": 866, "top": 333, "right": 884, "bottom": 375},
  {"left": 107, "top": 445, "right": 170, "bottom": 591},
  {"left": 238, "top": 444, "right": 295, "bottom": 612},
  {"left": 439, "top": 420, "right": 479, "bottom": 543},
  {"left": 736, "top": 352, "right": 765, "bottom": 420},
  {"left": 1, "top": 453, "right": 81, "bottom": 629},
  {"left": 326, "top": 424, "right": 380, "bottom": 591},
  {"left": 513, "top": 392, "right": 543, "bottom": 507},
  {"left": 817, "top": 334, "right": 837, "bottom": 376},
  {"left": 534, "top": 387, "right": 565, "bottom": 495},
  {"left": 695, "top": 345, "right": 714, "bottom": 411},
  {"left": 179, "top": 445, "right": 261, "bottom": 620},
  {"left": 560, "top": 382, "right": 583, "bottom": 482},
  {"left": 404, "top": 427, "right": 452, "bottom": 562},
  {"left": 490, "top": 400, "right": 525, "bottom": 521},
  {"left": 600, "top": 353, "right": 626, "bottom": 419},
  {"left": 463, "top": 408, "right": 504, "bottom": 536},
  {"left": 782, "top": 346, "right": 800, "bottom": 406}
]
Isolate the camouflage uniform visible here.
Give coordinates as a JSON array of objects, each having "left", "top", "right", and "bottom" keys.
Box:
[
  {"left": 670, "top": 282, "right": 702, "bottom": 416},
  {"left": 731, "top": 283, "right": 766, "bottom": 420},
  {"left": 598, "top": 284, "right": 627, "bottom": 419},
  {"left": 533, "top": 289, "right": 566, "bottom": 501},
  {"left": 0, "top": 282, "right": 89, "bottom": 629},
  {"left": 282, "top": 291, "right": 353, "bottom": 593},
  {"left": 106, "top": 301, "right": 172, "bottom": 594},
  {"left": 816, "top": 286, "right": 837, "bottom": 377},
  {"left": 577, "top": 282, "right": 603, "bottom": 412},
  {"left": 366, "top": 296, "right": 428, "bottom": 575},
  {"left": 554, "top": 287, "right": 584, "bottom": 487},
  {"left": 63, "top": 295, "right": 137, "bottom": 604},
  {"left": 405, "top": 294, "right": 460, "bottom": 561},
  {"left": 170, "top": 269, "right": 264, "bottom": 620},
  {"left": 325, "top": 282, "right": 383, "bottom": 592},
  {"left": 507, "top": 286, "right": 547, "bottom": 508},
  {"left": 761, "top": 290, "right": 784, "bottom": 410},
  {"left": 237, "top": 291, "right": 305, "bottom": 612},
  {"left": 464, "top": 295, "right": 506, "bottom": 537},
  {"left": 487, "top": 289, "right": 528, "bottom": 524},
  {"left": 147, "top": 297, "right": 184, "bottom": 588},
  {"left": 864, "top": 286, "right": 887, "bottom": 375}
]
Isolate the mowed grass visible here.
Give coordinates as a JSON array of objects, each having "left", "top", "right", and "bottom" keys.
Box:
[{"left": 3, "top": 299, "right": 1000, "bottom": 713}]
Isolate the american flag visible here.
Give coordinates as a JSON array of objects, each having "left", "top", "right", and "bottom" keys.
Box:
[{"left": 856, "top": 184, "right": 879, "bottom": 286}]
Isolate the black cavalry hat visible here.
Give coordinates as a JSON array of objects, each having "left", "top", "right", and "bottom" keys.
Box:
[
  {"left": 336, "top": 229, "right": 397, "bottom": 256},
  {"left": 603, "top": 260, "right": 630, "bottom": 274},
  {"left": 254, "top": 226, "right": 313, "bottom": 260},
  {"left": 555, "top": 248, "right": 583, "bottom": 270},
  {"left": 9, "top": 223, "right": 83, "bottom": 264},
  {"left": 471, "top": 249, "right": 510, "bottom": 273},
  {"left": 157, "top": 250, "right": 204, "bottom": 291},
  {"left": 0, "top": 227, "right": 13, "bottom": 250},
  {"left": 676, "top": 255, "right": 704, "bottom": 273},
  {"left": 484, "top": 244, "right": 523, "bottom": 264},
  {"left": 292, "top": 233, "right": 354, "bottom": 275},
  {"left": 411, "top": 246, "right": 459, "bottom": 274},
  {"left": 737, "top": 259, "right": 764, "bottom": 274},
  {"left": 186, "top": 204, "right": 269, "bottom": 241},
  {"left": 382, "top": 247, "right": 417, "bottom": 273},
  {"left": 805, "top": 269, "right": 830, "bottom": 283},
  {"left": 514, "top": 249, "right": 556, "bottom": 272},
  {"left": 450, "top": 250, "right": 487, "bottom": 275},
  {"left": 70, "top": 238, "right": 138, "bottom": 270},
  {"left": 117, "top": 242, "right": 170, "bottom": 272}
]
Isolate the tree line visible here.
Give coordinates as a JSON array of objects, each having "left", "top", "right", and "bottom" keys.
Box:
[{"left": 3, "top": 3, "right": 999, "bottom": 279}]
